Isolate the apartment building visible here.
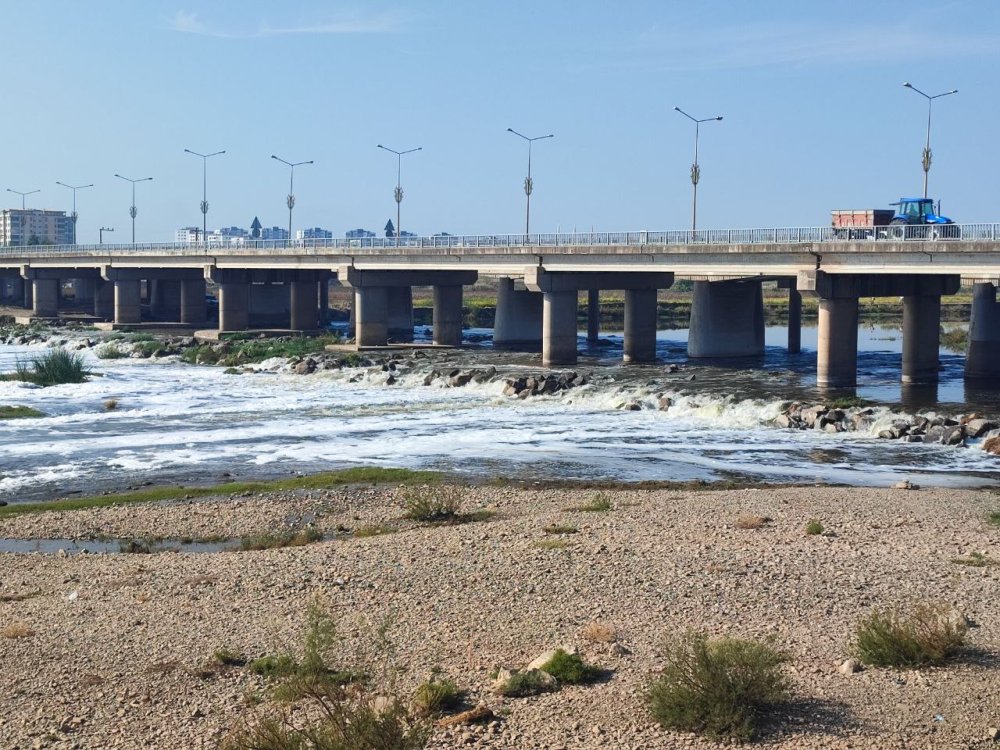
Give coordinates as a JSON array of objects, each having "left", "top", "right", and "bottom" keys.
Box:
[{"left": 0, "top": 209, "right": 74, "bottom": 246}]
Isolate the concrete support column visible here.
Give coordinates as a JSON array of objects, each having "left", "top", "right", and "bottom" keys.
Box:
[
  {"left": 32, "top": 279, "right": 59, "bottom": 318},
  {"left": 113, "top": 280, "right": 142, "bottom": 325},
  {"left": 73, "top": 278, "right": 95, "bottom": 305},
  {"left": 494, "top": 277, "right": 542, "bottom": 348},
  {"left": 355, "top": 287, "right": 388, "bottom": 347},
  {"left": 151, "top": 280, "right": 182, "bottom": 321},
  {"left": 816, "top": 297, "right": 859, "bottom": 388},
  {"left": 433, "top": 285, "right": 464, "bottom": 346},
  {"left": 623, "top": 288, "right": 658, "bottom": 364},
  {"left": 180, "top": 279, "right": 206, "bottom": 325},
  {"left": 902, "top": 295, "right": 941, "bottom": 384},
  {"left": 688, "top": 280, "right": 765, "bottom": 358},
  {"left": 587, "top": 289, "right": 600, "bottom": 343},
  {"left": 319, "top": 278, "right": 330, "bottom": 323},
  {"left": 248, "top": 283, "right": 289, "bottom": 328},
  {"left": 788, "top": 288, "right": 802, "bottom": 354},
  {"left": 94, "top": 281, "right": 115, "bottom": 319},
  {"left": 218, "top": 282, "right": 250, "bottom": 332},
  {"left": 8, "top": 277, "right": 24, "bottom": 306},
  {"left": 23, "top": 280, "right": 32, "bottom": 309},
  {"left": 966, "top": 282, "right": 1000, "bottom": 380},
  {"left": 387, "top": 286, "right": 414, "bottom": 341},
  {"left": 542, "top": 290, "right": 579, "bottom": 367},
  {"left": 290, "top": 280, "right": 319, "bottom": 331}
]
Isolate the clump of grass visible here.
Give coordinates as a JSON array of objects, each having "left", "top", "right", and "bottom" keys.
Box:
[
  {"left": 805, "top": 519, "right": 824, "bottom": 536},
  {"left": 939, "top": 328, "right": 967, "bottom": 353},
  {"left": 988, "top": 511, "right": 1000, "bottom": 527},
  {"left": 572, "top": 494, "right": 613, "bottom": 513},
  {"left": 736, "top": 514, "right": 770, "bottom": 530},
  {"left": 401, "top": 485, "right": 462, "bottom": 523},
  {"left": 581, "top": 621, "right": 618, "bottom": 644},
  {"left": 214, "top": 648, "right": 248, "bottom": 667},
  {"left": 412, "top": 671, "right": 463, "bottom": 716},
  {"left": 95, "top": 343, "right": 129, "bottom": 359},
  {"left": 646, "top": 631, "right": 791, "bottom": 741},
  {"left": 239, "top": 526, "right": 323, "bottom": 551},
  {"left": 354, "top": 524, "right": 396, "bottom": 538},
  {"left": 248, "top": 653, "right": 300, "bottom": 680},
  {"left": 103, "top": 398, "right": 119, "bottom": 412},
  {"left": 533, "top": 539, "right": 571, "bottom": 550},
  {"left": 855, "top": 602, "right": 966, "bottom": 669},
  {"left": 496, "top": 669, "right": 556, "bottom": 698},
  {"left": 0, "top": 405, "right": 45, "bottom": 420},
  {"left": 950, "top": 551, "right": 996, "bottom": 568},
  {"left": 538, "top": 649, "right": 602, "bottom": 684},
  {"left": 2, "top": 622, "right": 35, "bottom": 639},
  {"left": 2, "top": 349, "right": 90, "bottom": 386},
  {"left": 827, "top": 396, "right": 871, "bottom": 409},
  {"left": 118, "top": 538, "right": 156, "bottom": 554},
  {"left": 0, "top": 590, "right": 41, "bottom": 603},
  {"left": 543, "top": 524, "right": 578, "bottom": 535}
]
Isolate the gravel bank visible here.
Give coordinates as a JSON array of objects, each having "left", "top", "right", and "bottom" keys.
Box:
[{"left": 1, "top": 484, "right": 998, "bottom": 749}]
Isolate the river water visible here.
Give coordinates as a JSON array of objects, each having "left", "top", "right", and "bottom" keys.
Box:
[{"left": 1, "top": 323, "right": 999, "bottom": 504}]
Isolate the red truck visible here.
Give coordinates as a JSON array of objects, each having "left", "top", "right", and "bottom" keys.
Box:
[{"left": 830, "top": 209, "right": 894, "bottom": 239}]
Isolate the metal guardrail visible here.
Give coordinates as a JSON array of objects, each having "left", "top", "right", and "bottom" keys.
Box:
[{"left": 1, "top": 224, "right": 999, "bottom": 257}]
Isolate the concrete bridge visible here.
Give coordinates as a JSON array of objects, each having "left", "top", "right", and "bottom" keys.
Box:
[{"left": 4, "top": 225, "right": 1000, "bottom": 388}]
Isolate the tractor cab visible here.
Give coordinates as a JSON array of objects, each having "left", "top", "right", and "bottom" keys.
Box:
[{"left": 890, "top": 198, "right": 953, "bottom": 226}]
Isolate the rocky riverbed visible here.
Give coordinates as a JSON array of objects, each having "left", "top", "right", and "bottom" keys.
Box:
[{"left": 1, "top": 482, "right": 999, "bottom": 749}]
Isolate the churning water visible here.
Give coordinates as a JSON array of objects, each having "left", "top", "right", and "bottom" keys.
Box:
[{"left": 1, "top": 323, "right": 999, "bottom": 504}]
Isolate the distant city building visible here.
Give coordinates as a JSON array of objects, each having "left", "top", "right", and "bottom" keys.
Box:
[
  {"left": 260, "top": 226, "right": 289, "bottom": 241},
  {"left": 175, "top": 226, "right": 249, "bottom": 246},
  {"left": 345, "top": 228, "right": 375, "bottom": 239},
  {"left": 296, "top": 227, "right": 332, "bottom": 240},
  {"left": 0, "top": 209, "right": 74, "bottom": 246}
]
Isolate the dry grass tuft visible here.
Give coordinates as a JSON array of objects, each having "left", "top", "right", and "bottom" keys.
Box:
[
  {"left": 581, "top": 621, "right": 618, "bottom": 644},
  {"left": 735, "top": 514, "right": 771, "bottom": 530},
  {"left": 2, "top": 622, "right": 35, "bottom": 639},
  {"left": 855, "top": 602, "right": 966, "bottom": 668}
]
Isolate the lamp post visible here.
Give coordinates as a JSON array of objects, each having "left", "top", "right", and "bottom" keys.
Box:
[
  {"left": 674, "top": 107, "right": 723, "bottom": 234},
  {"left": 506, "top": 128, "right": 553, "bottom": 239},
  {"left": 6, "top": 188, "right": 40, "bottom": 210},
  {"left": 184, "top": 148, "right": 225, "bottom": 247},
  {"left": 99, "top": 227, "right": 114, "bottom": 245},
  {"left": 55, "top": 182, "right": 93, "bottom": 244},
  {"left": 271, "top": 155, "right": 313, "bottom": 242},
  {"left": 113, "top": 174, "right": 153, "bottom": 245},
  {"left": 902, "top": 82, "right": 958, "bottom": 199},
  {"left": 376, "top": 144, "right": 421, "bottom": 246}
]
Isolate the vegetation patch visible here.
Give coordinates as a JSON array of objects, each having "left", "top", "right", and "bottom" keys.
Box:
[
  {"left": 855, "top": 602, "right": 966, "bottom": 668},
  {"left": 571, "top": 494, "right": 613, "bottom": 513},
  {"left": 581, "top": 621, "right": 618, "bottom": 644},
  {"left": 988, "top": 511, "right": 1000, "bottom": 527},
  {"left": 95, "top": 343, "right": 129, "bottom": 359},
  {"left": 353, "top": 524, "right": 397, "bottom": 538},
  {"left": 805, "top": 519, "right": 824, "bottom": 536},
  {"left": 826, "top": 396, "right": 872, "bottom": 409},
  {"left": 412, "top": 672, "right": 463, "bottom": 716},
  {"left": 103, "top": 398, "right": 119, "bottom": 411},
  {"left": 542, "top": 524, "right": 578, "bottom": 535},
  {"left": 401, "top": 485, "right": 463, "bottom": 523},
  {"left": 239, "top": 527, "right": 323, "bottom": 551},
  {"left": 0, "top": 349, "right": 90, "bottom": 386},
  {"left": 950, "top": 551, "right": 996, "bottom": 568},
  {"left": 213, "top": 648, "right": 248, "bottom": 667},
  {"left": 939, "top": 328, "right": 968, "bottom": 353},
  {"left": 0, "top": 589, "right": 41, "bottom": 603},
  {"left": 735, "top": 514, "right": 771, "bottom": 530},
  {"left": 646, "top": 631, "right": 791, "bottom": 741},
  {"left": 0, "top": 467, "right": 442, "bottom": 519},
  {"left": 495, "top": 669, "right": 556, "bottom": 698},
  {"left": 2, "top": 622, "right": 36, "bottom": 639},
  {"left": 119, "top": 537, "right": 158, "bottom": 554},
  {"left": 538, "top": 649, "right": 602, "bottom": 685},
  {"left": 0, "top": 405, "right": 45, "bottom": 420}
]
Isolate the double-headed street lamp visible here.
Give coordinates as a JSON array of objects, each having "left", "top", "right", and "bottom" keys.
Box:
[
  {"left": 902, "top": 82, "right": 958, "bottom": 199},
  {"left": 674, "top": 107, "right": 723, "bottom": 234},
  {"left": 506, "top": 128, "right": 553, "bottom": 238},
  {"left": 6, "top": 188, "right": 40, "bottom": 210},
  {"left": 55, "top": 182, "right": 93, "bottom": 243},
  {"left": 271, "top": 155, "right": 313, "bottom": 242},
  {"left": 376, "top": 144, "right": 421, "bottom": 246},
  {"left": 184, "top": 148, "right": 225, "bottom": 247},
  {"left": 113, "top": 174, "right": 153, "bottom": 244}
]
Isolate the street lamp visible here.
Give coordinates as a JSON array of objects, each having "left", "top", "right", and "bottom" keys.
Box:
[
  {"left": 271, "top": 155, "right": 313, "bottom": 242},
  {"left": 55, "top": 181, "right": 93, "bottom": 244},
  {"left": 6, "top": 188, "right": 40, "bottom": 210},
  {"left": 902, "top": 82, "right": 958, "bottom": 199},
  {"left": 376, "top": 144, "right": 421, "bottom": 246},
  {"left": 674, "top": 107, "right": 723, "bottom": 234},
  {"left": 113, "top": 174, "right": 153, "bottom": 244},
  {"left": 506, "top": 128, "right": 553, "bottom": 238},
  {"left": 184, "top": 149, "right": 225, "bottom": 247},
  {"left": 99, "top": 227, "right": 114, "bottom": 245}
]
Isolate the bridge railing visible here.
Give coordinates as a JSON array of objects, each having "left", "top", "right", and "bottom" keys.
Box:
[{"left": 1, "top": 223, "right": 999, "bottom": 256}]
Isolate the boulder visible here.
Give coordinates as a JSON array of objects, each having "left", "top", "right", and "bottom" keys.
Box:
[
  {"left": 449, "top": 373, "right": 473, "bottom": 387},
  {"left": 838, "top": 658, "right": 861, "bottom": 675},
  {"left": 294, "top": 358, "right": 317, "bottom": 375},
  {"left": 941, "top": 426, "right": 965, "bottom": 446},
  {"left": 964, "top": 418, "right": 997, "bottom": 438},
  {"left": 983, "top": 435, "right": 1000, "bottom": 456},
  {"left": 657, "top": 397, "right": 673, "bottom": 412}
]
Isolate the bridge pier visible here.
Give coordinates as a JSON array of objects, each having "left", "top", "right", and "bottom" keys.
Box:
[
  {"left": 290, "top": 280, "right": 320, "bottom": 331},
  {"left": 778, "top": 278, "right": 802, "bottom": 354},
  {"left": 32, "top": 279, "right": 60, "bottom": 318},
  {"left": 525, "top": 268, "right": 673, "bottom": 367},
  {"left": 94, "top": 280, "right": 115, "bottom": 319},
  {"left": 494, "top": 278, "right": 542, "bottom": 348},
  {"left": 218, "top": 283, "right": 250, "bottom": 331},
  {"left": 433, "top": 285, "right": 464, "bottom": 346},
  {"left": 387, "top": 287, "right": 414, "bottom": 341},
  {"left": 966, "top": 282, "right": 1000, "bottom": 380},
  {"left": 587, "top": 289, "right": 600, "bottom": 343},
  {"left": 150, "top": 280, "right": 182, "bottom": 321},
  {"left": 248, "top": 283, "right": 288, "bottom": 328},
  {"left": 114, "top": 280, "right": 143, "bottom": 325},
  {"left": 902, "top": 295, "right": 942, "bottom": 384},
  {"left": 688, "top": 280, "right": 765, "bottom": 358},
  {"left": 180, "top": 278, "right": 206, "bottom": 325},
  {"left": 72, "top": 278, "right": 95, "bottom": 306},
  {"left": 817, "top": 298, "right": 859, "bottom": 388},
  {"left": 354, "top": 287, "right": 389, "bottom": 346}
]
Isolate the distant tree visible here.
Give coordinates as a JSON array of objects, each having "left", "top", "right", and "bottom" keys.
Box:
[{"left": 26, "top": 234, "right": 45, "bottom": 246}]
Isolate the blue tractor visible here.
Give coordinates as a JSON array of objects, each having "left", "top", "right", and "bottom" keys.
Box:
[{"left": 888, "top": 198, "right": 957, "bottom": 238}]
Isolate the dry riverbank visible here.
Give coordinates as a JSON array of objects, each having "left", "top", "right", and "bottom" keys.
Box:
[{"left": 1, "top": 482, "right": 999, "bottom": 749}]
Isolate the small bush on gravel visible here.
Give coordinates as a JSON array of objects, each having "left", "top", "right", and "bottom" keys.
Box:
[
  {"left": 855, "top": 602, "right": 966, "bottom": 668},
  {"left": 805, "top": 519, "right": 824, "bottom": 535},
  {"left": 950, "top": 551, "right": 996, "bottom": 567},
  {"left": 401, "top": 485, "right": 462, "bottom": 523},
  {"left": 533, "top": 538, "right": 571, "bottom": 550},
  {"left": 1, "top": 622, "right": 35, "bottom": 639},
  {"left": 239, "top": 527, "right": 323, "bottom": 551},
  {"left": 646, "top": 631, "right": 791, "bottom": 741},
  {"left": 496, "top": 670, "right": 555, "bottom": 698},
  {"left": 573, "top": 494, "right": 612, "bottom": 512},
  {"left": 581, "top": 621, "right": 618, "bottom": 644},
  {"left": 735, "top": 514, "right": 770, "bottom": 530},
  {"left": 543, "top": 524, "right": 578, "bottom": 534},
  {"left": 412, "top": 672, "right": 463, "bottom": 716},
  {"left": 987, "top": 511, "right": 1000, "bottom": 527},
  {"left": 539, "top": 649, "right": 602, "bottom": 685},
  {"left": 354, "top": 525, "right": 396, "bottom": 538},
  {"left": 214, "top": 648, "right": 248, "bottom": 667}
]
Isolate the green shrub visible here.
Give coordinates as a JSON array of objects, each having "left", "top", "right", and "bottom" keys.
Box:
[
  {"left": 354, "top": 525, "right": 396, "bottom": 538},
  {"left": 538, "top": 649, "right": 601, "bottom": 684},
  {"left": 239, "top": 527, "right": 323, "bottom": 551},
  {"left": 214, "top": 648, "right": 248, "bottom": 667},
  {"left": 988, "top": 511, "right": 1000, "bottom": 527},
  {"left": 0, "top": 405, "right": 45, "bottom": 420},
  {"left": 3, "top": 349, "right": 90, "bottom": 386},
  {"left": 496, "top": 670, "right": 555, "bottom": 698},
  {"left": 855, "top": 603, "right": 966, "bottom": 668},
  {"left": 574, "top": 494, "right": 612, "bottom": 513},
  {"left": 401, "top": 485, "right": 462, "bottom": 523},
  {"left": 412, "top": 673, "right": 463, "bottom": 715},
  {"left": 646, "top": 631, "right": 791, "bottom": 741},
  {"left": 805, "top": 519, "right": 824, "bottom": 536},
  {"left": 950, "top": 551, "right": 996, "bottom": 567},
  {"left": 95, "top": 343, "right": 129, "bottom": 359}
]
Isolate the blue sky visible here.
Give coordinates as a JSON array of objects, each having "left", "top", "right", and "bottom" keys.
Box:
[{"left": 3, "top": 1, "right": 999, "bottom": 243}]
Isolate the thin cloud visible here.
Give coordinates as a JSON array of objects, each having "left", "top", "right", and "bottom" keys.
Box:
[{"left": 167, "top": 9, "right": 404, "bottom": 39}]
